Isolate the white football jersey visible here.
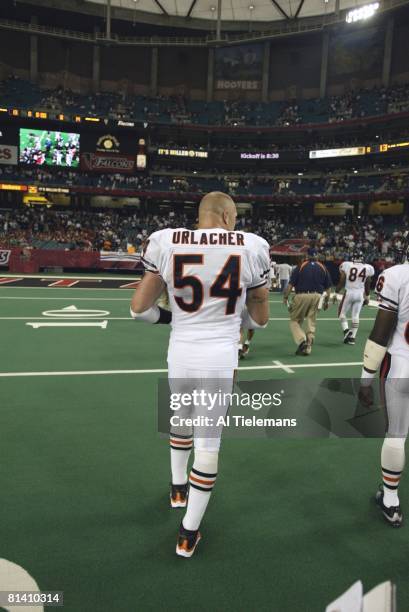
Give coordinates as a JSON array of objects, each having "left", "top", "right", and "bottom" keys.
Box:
[
  {"left": 142, "top": 227, "right": 270, "bottom": 369},
  {"left": 340, "top": 261, "right": 374, "bottom": 292},
  {"left": 377, "top": 262, "right": 409, "bottom": 360}
]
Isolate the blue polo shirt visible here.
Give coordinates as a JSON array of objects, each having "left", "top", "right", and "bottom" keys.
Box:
[{"left": 290, "top": 260, "right": 332, "bottom": 293}]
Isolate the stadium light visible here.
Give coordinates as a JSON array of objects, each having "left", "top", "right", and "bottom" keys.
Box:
[{"left": 346, "top": 2, "right": 379, "bottom": 23}]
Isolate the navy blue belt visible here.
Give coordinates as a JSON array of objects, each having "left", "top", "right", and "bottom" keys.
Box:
[{"left": 296, "top": 290, "right": 320, "bottom": 294}]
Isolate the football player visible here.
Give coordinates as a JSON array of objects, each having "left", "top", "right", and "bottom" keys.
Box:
[
  {"left": 336, "top": 251, "right": 374, "bottom": 345},
  {"left": 130, "top": 192, "right": 270, "bottom": 557},
  {"left": 269, "top": 259, "right": 277, "bottom": 292},
  {"left": 359, "top": 231, "right": 409, "bottom": 527}
]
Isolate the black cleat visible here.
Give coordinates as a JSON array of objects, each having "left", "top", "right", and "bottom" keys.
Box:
[
  {"left": 346, "top": 335, "right": 355, "bottom": 345},
  {"left": 343, "top": 330, "right": 352, "bottom": 344},
  {"left": 375, "top": 485, "right": 403, "bottom": 527},
  {"left": 176, "top": 523, "right": 202, "bottom": 558},
  {"left": 170, "top": 483, "right": 188, "bottom": 508},
  {"left": 295, "top": 340, "right": 308, "bottom": 356}
]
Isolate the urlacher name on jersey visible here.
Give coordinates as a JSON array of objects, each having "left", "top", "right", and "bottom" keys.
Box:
[{"left": 172, "top": 230, "right": 245, "bottom": 246}]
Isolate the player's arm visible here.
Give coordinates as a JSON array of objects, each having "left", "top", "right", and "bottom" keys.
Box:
[
  {"left": 364, "top": 277, "right": 371, "bottom": 304},
  {"left": 242, "top": 285, "right": 269, "bottom": 329},
  {"left": 130, "top": 272, "right": 171, "bottom": 324},
  {"left": 359, "top": 309, "right": 397, "bottom": 406}
]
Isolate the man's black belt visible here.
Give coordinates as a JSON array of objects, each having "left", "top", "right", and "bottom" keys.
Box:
[{"left": 295, "top": 290, "right": 321, "bottom": 294}]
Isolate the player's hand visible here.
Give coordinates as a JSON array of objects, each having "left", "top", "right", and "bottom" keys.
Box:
[{"left": 358, "top": 385, "right": 374, "bottom": 407}]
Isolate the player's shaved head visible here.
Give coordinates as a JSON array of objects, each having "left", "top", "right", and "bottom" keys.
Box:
[{"left": 198, "top": 192, "right": 237, "bottom": 231}]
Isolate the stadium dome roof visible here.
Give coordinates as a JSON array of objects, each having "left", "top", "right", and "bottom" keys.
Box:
[{"left": 85, "top": 0, "right": 377, "bottom": 23}]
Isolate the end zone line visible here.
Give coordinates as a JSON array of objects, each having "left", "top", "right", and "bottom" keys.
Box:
[{"left": 0, "top": 361, "right": 363, "bottom": 377}]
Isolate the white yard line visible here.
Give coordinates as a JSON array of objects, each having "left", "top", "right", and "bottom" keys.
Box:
[
  {"left": 0, "top": 316, "right": 376, "bottom": 321},
  {"left": 0, "top": 361, "right": 363, "bottom": 378},
  {"left": 272, "top": 360, "right": 295, "bottom": 374}
]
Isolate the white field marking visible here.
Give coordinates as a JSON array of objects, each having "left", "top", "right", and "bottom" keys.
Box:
[
  {"left": 272, "top": 360, "right": 295, "bottom": 374},
  {"left": 0, "top": 361, "right": 363, "bottom": 377},
  {"left": 0, "top": 316, "right": 376, "bottom": 322},
  {"left": 0, "top": 558, "right": 43, "bottom": 612},
  {"left": 42, "top": 305, "right": 111, "bottom": 318},
  {"left": 269, "top": 317, "right": 375, "bottom": 321},
  {"left": 27, "top": 320, "right": 108, "bottom": 329}
]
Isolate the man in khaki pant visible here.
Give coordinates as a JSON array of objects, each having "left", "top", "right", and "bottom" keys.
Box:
[{"left": 283, "top": 254, "right": 332, "bottom": 356}]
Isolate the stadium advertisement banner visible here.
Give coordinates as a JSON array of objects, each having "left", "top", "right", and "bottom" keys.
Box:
[
  {"left": 81, "top": 132, "right": 137, "bottom": 155},
  {"left": 0, "top": 145, "right": 17, "bottom": 165},
  {"left": 215, "top": 44, "right": 263, "bottom": 90},
  {"left": 19, "top": 128, "right": 80, "bottom": 167},
  {"left": 80, "top": 152, "right": 136, "bottom": 173},
  {"left": 100, "top": 251, "right": 141, "bottom": 270},
  {"left": 270, "top": 239, "right": 311, "bottom": 256},
  {"left": 157, "top": 148, "right": 208, "bottom": 159},
  {"left": 0, "top": 250, "right": 11, "bottom": 266},
  {"left": 309, "top": 146, "right": 366, "bottom": 159},
  {"left": 211, "top": 150, "right": 307, "bottom": 164}
]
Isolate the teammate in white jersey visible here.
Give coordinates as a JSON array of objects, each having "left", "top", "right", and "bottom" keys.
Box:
[
  {"left": 336, "top": 252, "right": 374, "bottom": 345},
  {"left": 359, "top": 231, "right": 409, "bottom": 527},
  {"left": 130, "top": 192, "right": 270, "bottom": 556}
]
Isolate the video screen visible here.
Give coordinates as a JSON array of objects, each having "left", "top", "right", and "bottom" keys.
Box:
[{"left": 19, "top": 128, "right": 80, "bottom": 167}]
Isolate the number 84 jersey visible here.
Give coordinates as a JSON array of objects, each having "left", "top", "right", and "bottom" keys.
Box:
[
  {"left": 340, "top": 261, "right": 375, "bottom": 292},
  {"left": 142, "top": 227, "right": 270, "bottom": 369}
]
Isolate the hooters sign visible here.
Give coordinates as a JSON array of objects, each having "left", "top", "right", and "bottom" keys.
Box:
[
  {"left": 0, "top": 145, "right": 17, "bottom": 165},
  {"left": 80, "top": 152, "right": 135, "bottom": 174}
]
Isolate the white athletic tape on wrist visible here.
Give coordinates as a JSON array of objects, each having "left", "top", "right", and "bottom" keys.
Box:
[
  {"left": 130, "top": 305, "right": 160, "bottom": 323},
  {"left": 363, "top": 338, "right": 387, "bottom": 373},
  {"left": 241, "top": 307, "right": 267, "bottom": 330}
]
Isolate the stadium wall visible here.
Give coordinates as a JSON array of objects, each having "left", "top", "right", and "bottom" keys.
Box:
[{"left": 2, "top": 21, "right": 409, "bottom": 101}]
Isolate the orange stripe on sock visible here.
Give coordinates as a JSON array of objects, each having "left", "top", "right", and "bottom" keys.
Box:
[
  {"left": 170, "top": 439, "right": 192, "bottom": 446},
  {"left": 190, "top": 474, "right": 215, "bottom": 486},
  {"left": 383, "top": 474, "right": 401, "bottom": 483}
]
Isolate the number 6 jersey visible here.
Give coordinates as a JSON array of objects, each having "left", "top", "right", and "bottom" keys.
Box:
[
  {"left": 376, "top": 262, "right": 409, "bottom": 361},
  {"left": 142, "top": 227, "right": 270, "bottom": 369}
]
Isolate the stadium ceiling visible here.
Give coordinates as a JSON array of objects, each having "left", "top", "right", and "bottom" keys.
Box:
[{"left": 84, "top": 0, "right": 381, "bottom": 22}]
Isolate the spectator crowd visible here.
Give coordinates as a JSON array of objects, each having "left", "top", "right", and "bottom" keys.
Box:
[{"left": 0, "top": 206, "right": 407, "bottom": 264}]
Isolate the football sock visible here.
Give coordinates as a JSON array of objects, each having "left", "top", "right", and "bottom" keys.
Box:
[
  {"left": 351, "top": 320, "right": 359, "bottom": 338},
  {"left": 170, "top": 434, "right": 193, "bottom": 485},
  {"left": 381, "top": 437, "right": 405, "bottom": 507},
  {"left": 183, "top": 450, "right": 218, "bottom": 531},
  {"left": 340, "top": 318, "right": 349, "bottom": 332}
]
